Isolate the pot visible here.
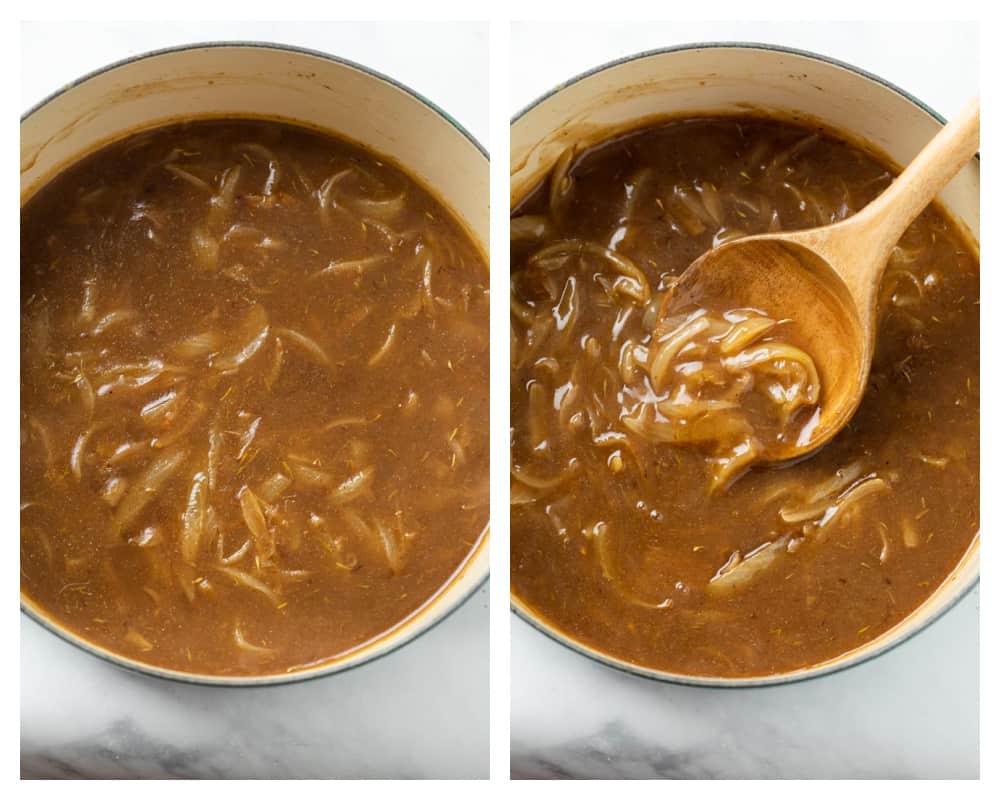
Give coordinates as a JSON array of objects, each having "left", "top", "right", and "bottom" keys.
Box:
[
  {"left": 510, "top": 42, "right": 979, "bottom": 687},
  {"left": 21, "top": 41, "right": 490, "bottom": 686}
]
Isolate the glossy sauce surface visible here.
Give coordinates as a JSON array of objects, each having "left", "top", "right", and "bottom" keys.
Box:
[
  {"left": 21, "top": 120, "right": 489, "bottom": 676},
  {"left": 510, "top": 117, "right": 978, "bottom": 677}
]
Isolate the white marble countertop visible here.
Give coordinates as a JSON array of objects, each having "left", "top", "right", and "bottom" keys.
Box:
[
  {"left": 20, "top": 21, "right": 489, "bottom": 780},
  {"left": 22, "top": 585, "right": 488, "bottom": 779},
  {"left": 509, "top": 20, "right": 980, "bottom": 780},
  {"left": 512, "top": 588, "right": 979, "bottom": 779}
]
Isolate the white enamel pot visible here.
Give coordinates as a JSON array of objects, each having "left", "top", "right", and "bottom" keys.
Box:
[
  {"left": 21, "top": 42, "right": 489, "bottom": 686},
  {"left": 510, "top": 43, "right": 979, "bottom": 687}
]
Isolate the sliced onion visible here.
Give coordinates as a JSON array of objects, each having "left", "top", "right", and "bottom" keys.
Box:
[
  {"left": 264, "top": 337, "right": 285, "bottom": 390},
  {"left": 238, "top": 486, "right": 275, "bottom": 561},
  {"left": 368, "top": 323, "right": 398, "bottom": 366},
  {"left": 217, "top": 565, "right": 280, "bottom": 606},
  {"left": 124, "top": 629, "right": 154, "bottom": 652},
  {"left": 165, "top": 164, "right": 214, "bottom": 193},
  {"left": 289, "top": 461, "right": 335, "bottom": 489},
  {"left": 373, "top": 516, "right": 404, "bottom": 573},
  {"left": 220, "top": 538, "right": 252, "bottom": 565},
  {"left": 213, "top": 305, "right": 270, "bottom": 372},
  {"left": 233, "top": 622, "right": 275, "bottom": 654},
  {"left": 140, "top": 390, "right": 183, "bottom": 428},
  {"left": 79, "top": 277, "right": 98, "bottom": 325},
  {"left": 100, "top": 476, "right": 129, "bottom": 507},
  {"left": 74, "top": 371, "right": 95, "bottom": 420},
  {"left": 349, "top": 190, "right": 407, "bottom": 220},
  {"left": 511, "top": 214, "right": 555, "bottom": 243},
  {"left": 328, "top": 466, "right": 375, "bottom": 505},
  {"left": 237, "top": 417, "right": 262, "bottom": 462},
  {"left": 150, "top": 402, "right": 207, "bottom": 449},
  {"left": 275, "top": 327, "right": 329, "bottom": 366},
  {"left": 173, "top": 330, "right": 224, "bottom": 361},
  {"left": 258, "top": 472, "right": 292, "bottom": 504},
  {"left": 320, "top": 415, "right": 370, "bottom": 432},
  {"left": 90, "top": 310, "right": 138, "bottom": 336},
  {"left": 113, "top": 448, "right": 188, "bottom": 532},
  {"left": 207, "top": 165, "right": 242, "bottom": 228},
  {"left": 708, "top": 534, "right": 790, "bottom": 595},
  {"left": 718, "top": 315, "right": 779, "bottom": 356},
  {"left": 179, "top": 470, "right": 209, "bottom": 564},
  {"left": 69, "top": 428, "right": 96, "bottom": 481},
  {"left": 310, "top": 254, "right": 388, "bottom": 281}
]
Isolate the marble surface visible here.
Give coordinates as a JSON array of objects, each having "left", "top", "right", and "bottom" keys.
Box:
[
  {"left": 22, "top": 584, "right": 488, "bottom": 779},
  {"left": 509, "top": 20, "right": 980, "bottom": 781},
  {"left": 20, "top": 21, "right": 489, "bottom": 780},
  {"left": 511, "top": 588, "right": 979, "bottom": 779}
]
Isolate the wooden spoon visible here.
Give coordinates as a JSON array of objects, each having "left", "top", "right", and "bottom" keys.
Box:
[{"left": 662, "top": 97, "right": 980, "bottom": 462}]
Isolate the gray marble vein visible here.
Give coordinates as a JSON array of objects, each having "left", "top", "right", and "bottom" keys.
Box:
[
  {"left": 21, "top": 584, "right": 489, "bottom": 779},
  {"left": 512, "top": 587, "right": 979, "bottom": 779}
]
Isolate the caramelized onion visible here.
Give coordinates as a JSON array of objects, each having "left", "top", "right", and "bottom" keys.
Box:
[
  {"left": 165, "top": 164, "right": 214, "bottom": 193},
  {"left": 511, "top": 214, "right": 555, "bottom": 243},
  {"left": 328, "top": 466, "right": 375, "bottom": 505},
  {"left": 69, "top": 428, "right": 96, "bottom": 481},
  {"left": 213, "top": 305, "right": 270, "bottom": 372},
  {"left": 368, "top": 323, "right": 398, "bottom": 366},
  {"left": 275, "top": 327, "right": 329, "bottom": 366},
  {"left": 529, "top": 240, "right": 650, "bottom": 303},
  {"left": 217, "top": 565, "right": 280, "bottom": 606},
  {"left": 237, "top": 486, "right": 274, "bottom": 561},
  {"left": 113, "top": 448, "right": 188, "bottom": 532},
  {"left": 208, "top": 165, "right": 242, "bottom": 228},
  {"left": 180, "top": 471, "right": 209, "bottom": 564},
  {"left": 708, "top": 535, "right": 791, "bottom": 595},
  {"left": 233, "top": 622, "right": 275, "bottom": 654},
  {"left": 191, "top": 227, "right": 220, "bottom": 271}
]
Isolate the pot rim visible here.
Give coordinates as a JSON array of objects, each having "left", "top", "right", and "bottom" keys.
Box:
[
  {"left": 20, "top": 40, "right": 490, "bottom": 687},
  {"left": 509, "top": 40, "right": 980, "bottom": 689}
]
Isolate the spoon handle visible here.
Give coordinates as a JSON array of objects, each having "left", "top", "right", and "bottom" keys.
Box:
[{"left": 852, "top": 96, "right": 980, "bottom": 258}]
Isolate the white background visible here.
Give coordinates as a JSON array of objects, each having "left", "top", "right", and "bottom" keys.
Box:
[
  {"left": 19, "top": 20, "right": 489, "bottom": 780},
  {"left": 509, "top": 19, "right": 981, "bottom": 779}
]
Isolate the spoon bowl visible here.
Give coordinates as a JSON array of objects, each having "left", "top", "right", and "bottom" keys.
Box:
[
  {"left": 662, "top": 97, "right": 980, "bottom": 462},
  {"left": 667, "top": 235, "right": 866, "bottom": 460}
]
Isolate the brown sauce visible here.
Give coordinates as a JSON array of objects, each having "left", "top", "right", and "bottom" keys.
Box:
[
  {"left": 510, "top": 117, "right": 978, "bottom": 677},
  {"left": 21, "top": 119, "right": 489, "bottom": 676}
]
